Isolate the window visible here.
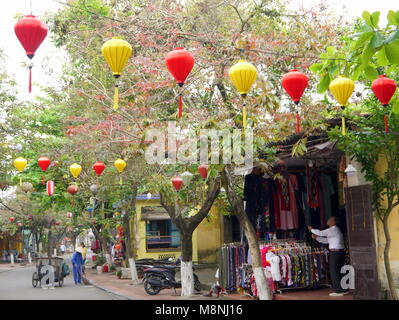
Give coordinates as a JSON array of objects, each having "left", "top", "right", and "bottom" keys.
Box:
[{"left": 146, "top": 219, "right": 181, "bottom": 251}]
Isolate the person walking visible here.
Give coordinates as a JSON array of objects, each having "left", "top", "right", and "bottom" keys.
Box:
[
  {"left": 308, "top": 216, "right": 348, "bottom": 297},
  {"left": 60, "top": 243, "right": 66, "bottom": 255},
  {"left": 80, "top": 242, "right": 87, "bottom": 274},
  {"left": 71, "top": 247, "right": 84, "bottom": 285}
]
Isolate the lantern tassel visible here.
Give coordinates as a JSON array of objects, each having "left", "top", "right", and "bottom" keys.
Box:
[
  {"left": 178, "top": 94, "right": 183, "bottom": 118},
  {"left": 296, "top": 112, "right": 301, "bottom": 133},
  {"left": 243, "top": 105, "right": 247, "bottom": 128},
  {"left": 342, "top": 117, "right": 346, "bottom": 136},
  {"left": 28, "top": 66, "right": 32, "bottom": 93},
  {"left": 42, "top": 176, "right": 45, "bottom": 185},
  {"left": 120, "top": 176, "right": 123, "bottom": 185},
  {"left": 113, "top": 86, "right": 119, "bottom": 110},
  {"left": 384, "top": 114, "right": 389, "bottom": 133},
  {"left": 19, "top": 177, "right": 22, "bottom": 187}
]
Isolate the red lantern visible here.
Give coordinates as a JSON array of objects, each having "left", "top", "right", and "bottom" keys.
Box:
[
  {"left": 55, "top": 221, "right": 60, "bottom": 226},
  {"left": 92, "top": 161, "right": 106, "bottom": 176},
  {"left": 115, "top": 244, "right": 121, "bottom": 250},
  {"left": 9, "top": 217, "right": 15, "bottom": 223},
  {"left": 171, "top": 177, "right": 183, "bottom": 191},
  {"left": 372, "top": 75, "right": 397, "bottom": 133},
  {"left": 67, "top": 185, "right": 78, "bottom": 195},
  {"left": 17, "top": 222, "right": 23, "bottom": 227},
  {"left": 14, "top": 15, "right": 48, "bottom": 93},
  {"left": 165, "top": 47, "right": 195, "bottom": 118},
  {"left": 282, "top": 69, "right": 309, "bottom": 133},
  {"left": 198, "top": 164, "right": 208, "bottom": 179},
  {"left": 46, "top": 180, "right": 54, "bottom": 196},
  {"left": 67, "top": 212, "right": 73, "bottom": 219},
  {"left": 38, "top": 156, "right": 51, "bottom": 171}
]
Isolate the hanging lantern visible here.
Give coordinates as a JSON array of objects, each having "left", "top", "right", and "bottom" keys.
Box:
[
  {"left": 67, "top": 212, "right": 73, "bottom": 219},
  {"left": 69, "top": 163, "right": 82, "bottom": 179},
  {"left": 28, "top": 214, "right": 33, "bottom": 220},
  {"left": 14, "top": 157, "right": 27, "bottom": 186},
  {"left": 17, "top": 222, "right": 23, "bottom": 227},
  {"left": 372, "top": 75, "right": 397, "bottom": 133},
  {"left": 21, "top": 182, "right": 34, "bottom": 193},
  {"left": 38, "top": 156, "right": 51, "bottom": 185},
  {"left": 90, "top": 184, "right": 98, "bottom": 195},
  {"left": 329, "top": 76, "right": 355, "bottom": 135},
  {"left": 67, "top": 185, "right": 78, "bottom": 195},
  {"left": 14, "top": 15, "right": 48, "bottom": 93},
  {"left": 55, "top": 221, "right": 61, "bottom": 226},
  {"left": 102, "top": 37, "right": 133, "bottom": 110},
  {"left": 282, "top": 69, "right": 309, "bottom": 133},
  {"left": 229, "top": 60, "right": 257, "bottom": 128},
  {"left": 181, "top": 171, "right": 194, "bottom": 186},
  {"left": 93, "top": 161, "right": 106, "bottom": 176},
  {"left": 9, "top": 217, "right": 15, "bottom": 223},
  {"left": 171, "top": 177, "right": 183, "bottom": 191},
  {"left": 46, "top": 180, "right": 54, "bottom": 196},
  {"left": 198, "top": 164, "right": 209, "bottom": 179},
  {"left": 114, "top": 159, "right": 127, "bottom": 185},
  {"left": 115, "top": 244, "right": 121, "bottom": 250},
  {"left": 165, "top": 47, "right": 195, "bottom": 118}
]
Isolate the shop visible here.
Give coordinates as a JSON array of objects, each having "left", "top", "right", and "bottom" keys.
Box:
[{"left": 219, "top": 132, "right": 381, "bottom": 300}]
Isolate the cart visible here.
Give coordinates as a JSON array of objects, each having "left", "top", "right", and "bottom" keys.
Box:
[{"left": 32, "top": 257, "right": 66, "bottom": 288}]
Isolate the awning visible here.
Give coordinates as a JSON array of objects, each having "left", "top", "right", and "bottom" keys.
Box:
[{"left": 141, "top": 206, "right": 170, "bottom": 221}]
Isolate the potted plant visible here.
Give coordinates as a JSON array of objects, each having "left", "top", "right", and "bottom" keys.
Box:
[{"left": 116, "top": 270, "right": 122, "bottom": 279}]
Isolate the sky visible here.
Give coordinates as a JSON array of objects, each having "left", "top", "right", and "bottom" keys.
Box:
[{"left": 0, "top": 0, "right": 397, "bottom": 102}]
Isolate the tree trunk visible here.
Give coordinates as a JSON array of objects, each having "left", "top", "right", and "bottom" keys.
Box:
[
  {"left": 180, "top": 230, "right": 194, "bottom": 297},
  {"left": 47, "top": 229, "right": 52, "bottom": 258},
  {"left": 221, "top": 167, "right": 271, "bottom": 300},
  {"left": 123, "top": 212, "right": 134, "bottom": 260},
  {"left": 383, "top": 217, "right": 398, "bottom": 300}
]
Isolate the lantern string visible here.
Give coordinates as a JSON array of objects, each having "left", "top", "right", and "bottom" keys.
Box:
[
  {"left": 28, "top": 66, "right": 32, "bottom": 93},
  {"left": 113, "top": 85, "right": 119, "bottom": 110},
  {"left": 296, "top": 111, "right": 301, "bottom": 133},
  {"left": 243, "top": 101, "right": 247, "bottom": 128},
  {"left": 384, "top": 114, "right": 389, "bottom": 133},
  {"left": 178, "top": 93, "right": 183, "bottom": 118}
]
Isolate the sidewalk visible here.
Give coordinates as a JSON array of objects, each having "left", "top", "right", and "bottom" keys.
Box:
[{"left": 0, "top": 262, "right": 30, "bottom": 273}]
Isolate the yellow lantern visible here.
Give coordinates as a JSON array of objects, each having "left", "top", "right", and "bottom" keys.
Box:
[
  {"left": 101, "top": 37, "right": 133, "bottom": 110},
  {"left": 228, "top": 60, "right": 257, "bottom": 128},
  {"left": 69, "top": 163, "right": 82, "bottom": 179},
  {"left": 14, "top": 157, "right": 27, "bottom": 186},
  {"left": 329, "top": 76, "right": 355, "bottom": 135},
  {"left": 14, "top": 157, "right": 27, "bottom": 172},
  {"left": 114, "top": 159, "right": 127, "bottom": 185}
]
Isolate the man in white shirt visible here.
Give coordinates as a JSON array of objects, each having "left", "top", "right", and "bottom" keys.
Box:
[
  {"left": 308, "top": 216, "right": 348, "bottom": 297},
  {"left": 60, "top": 244, "right": 66, "bottom": 255}
]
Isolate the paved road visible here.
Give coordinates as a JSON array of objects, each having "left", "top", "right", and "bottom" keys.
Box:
[{"left": 0, "top": 266, "right": 127, "bottom": 300}]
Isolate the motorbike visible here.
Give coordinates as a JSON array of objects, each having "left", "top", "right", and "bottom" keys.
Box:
[{"left": 143, "top": 259, "right": 202, "bottom": 295}]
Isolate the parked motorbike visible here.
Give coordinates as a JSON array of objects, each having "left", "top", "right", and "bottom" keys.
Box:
[{"left": 143, "top": 259, "right": 202, "bottom": 295}]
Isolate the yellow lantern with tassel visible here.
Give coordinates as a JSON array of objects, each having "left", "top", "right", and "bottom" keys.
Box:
[
  {"left": 101, "top": 37, "right": 133, "bottom": 110},
  {"left": 329, "top": 76, "right": 355, "bottom": 135},
  {"left": 69, "top": 163, "right": 82, "bottom": 179},
  {"left": 114, "top": 159, "right": 126, "bottom": 185},
  {"left": 13, "top": 157, "right": 27, "bottom": 186},
  {"left": 229, "top": 60, "right": 257, "bottom": 128}
]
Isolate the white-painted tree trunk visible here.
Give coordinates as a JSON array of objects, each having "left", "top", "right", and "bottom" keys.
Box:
[
  {"left": 10, "top": 253, "right": 14, "bottom": 265},
  {"left": 128, "top": 258, "right": 140, "bottom": 284},
  {"left": 28, "top": 252, "right": 32, "bottom": 264},
  {"left": 180, "top": 261, "right": 194, "bottom": 297},
  {"left": 54, "top": 248, "right": 57, "bottom": 256},
  {"left": 253, "top": 266, "right": 271, "bottom": 300},
  {"left": 105, "top": 253, "right": 112, "bottom": 265}
]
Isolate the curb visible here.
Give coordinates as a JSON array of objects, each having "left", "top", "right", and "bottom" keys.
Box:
[{"left": 86, "top": 277, "right": 140, "bottom": 300}]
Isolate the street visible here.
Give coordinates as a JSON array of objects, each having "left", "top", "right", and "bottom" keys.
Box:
[{"left": 0, "top": 266, "right": 127, "bottom": 300}]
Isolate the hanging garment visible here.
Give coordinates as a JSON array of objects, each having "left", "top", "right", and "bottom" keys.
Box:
[
  {"left": 321, "top": 174, "right": 335, "bottom": 221},
  {"left": 275, "top": 175, "right": 299, "bottom": 230},
  {"left": 306, "top": 165, "right": 320, "bottom": 209}
]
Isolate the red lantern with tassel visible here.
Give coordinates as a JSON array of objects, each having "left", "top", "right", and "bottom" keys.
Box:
[
  {"left": 92, "top": 161, "right": 106, "bottom": 176},
  {"left": 46, "top": 180, "right": 54, "bottom": 196},
  {"left": 282, "top": 69, "right": 309, "bottom": 133},
  {"left": 171, "top": 177, "right": 183, "bottom": 191},
  {"left": 14, "top": 15, "right": 48, "bottom": 93},
  {"left": 371, "top": 75, "right": 397, "bottom": 133},
  {"left": 9, "top": 217, "right": 15, "bottom": 223},
  {"left": 38, "top": 156, "right": 51, "bottom": 185},
  {"left": 165, "top": 47, "right": 195, "bottom": 118},
  {"left": 67, "top": 185, "right": 78, "bottom": 195},
  {"left": 198, "top": 164, "right": 208, "bottom": 179}
]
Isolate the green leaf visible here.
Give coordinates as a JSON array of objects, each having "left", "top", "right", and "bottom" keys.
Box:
[
  {"left": 371, "top": 32, "right": 384, "bottom": 48},
  {"left": 317, "top": 74, "right": 331, "bottom": 93},
  {"left": 326, "top": 46, "right": 336, "bottom": 56},
  {"left": 351, "top": 64, "right": 363, "bottom": 81},
  {"left": 376, "top": 46, "right": 390, "bottom": 66},
  {"left": 362, "top": 11, "right": 372, "bottom": 26},
  {"left": 353, "top": 31, "right": 374, "bottom": 50},
  {"left": 384, "top": 30, "right": 399, "bottom": 44},
  {"left": 371, "top": 11, "right": 380, "bottom": 28},
  {"left": 309, "top": 63, "right": 323, "bottom": 74},
  {"left": 385, "top": 41, "right": 399, "bottom": 64},
  {"left": 387, "top": 10, "right": 399, "bottom": 27},
  {"left": 361, "top": 43, "right": 375, "bottom": 65},
  {"left": 392, "top": 98, "right": 399, "bottom": 115},
  {"left": 363, "top": 65, "right": 378, "bottom": 81}
]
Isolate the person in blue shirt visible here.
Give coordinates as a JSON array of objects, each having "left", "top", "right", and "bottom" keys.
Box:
[{"left": 71, "top": 247, "right": 84, "bottom": 285}]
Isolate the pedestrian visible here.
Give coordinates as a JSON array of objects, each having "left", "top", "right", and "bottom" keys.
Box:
[
  {"left": 60, "top": 243, "right": 66, "bottom": 255},
  {"left": 80, "top": 242, "right": 87, "bottom": 274},
  {"left": 71, "top": 247, "right": 84, "bottom": 285},
  {"left": 308, "top": 216, "right": 348, "bottom": 297}
]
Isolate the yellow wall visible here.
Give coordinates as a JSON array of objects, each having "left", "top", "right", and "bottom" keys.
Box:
[
  {"left": 131, "top": 199, "right": 221, "bottom": 263},
  {"left": 0, "top": 234, "right": 23, "bottom": 257},
  {"left": 374, "top": 156, "right": 399, "bottom": 288}
]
